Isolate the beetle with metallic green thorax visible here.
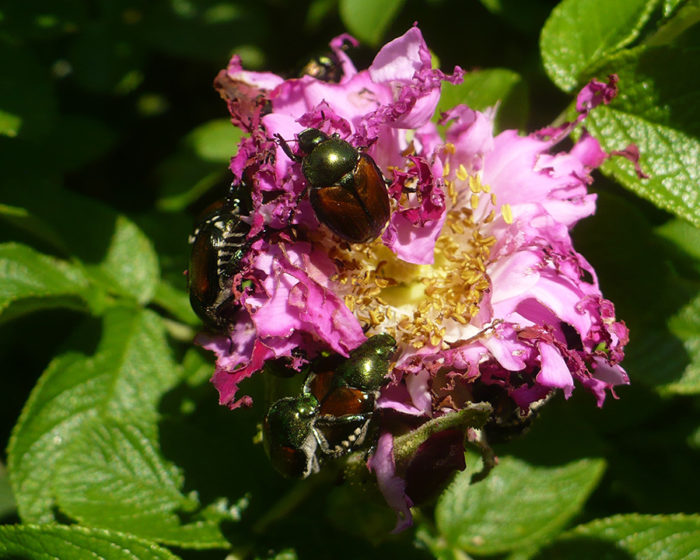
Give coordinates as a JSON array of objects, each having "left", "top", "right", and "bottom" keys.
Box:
[
  {"left": 298, "top": 52, "right": 343, "bottom": 83},
  {"left": 263, "top": 334, "right": 396, "bottom": 478},
  {"left": 263, "top": 394, "right": 322, "bottom": 478},
  {"left": 275, "top": 128, "right": 391, "bottom": 244},
  {"left": 297, "top": 38, "right": 353, "bottom": 83}
]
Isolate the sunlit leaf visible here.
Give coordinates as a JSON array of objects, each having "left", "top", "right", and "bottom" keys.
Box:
[
  {"left": 436, "top": 456, "right": 606, "bottom": 554},
  {"left": 535, "top": 514, "right": 700, "bottom": 560},
  {"left": 8, "top": 307, "right": 180, "bottom": 523},
  {"left": 540, "top": 0, "right": 660, "bottom": 91},
  {"left": 0, "top": 524, "right": 180, "bottom": 560}
]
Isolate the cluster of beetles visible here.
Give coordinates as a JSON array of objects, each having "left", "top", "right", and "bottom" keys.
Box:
[
  {"left": 188, "top": 50, "right": 399, "bottom": 477},
  {"left": 263, "top": 334, "right": 396, "bottom": 478}
]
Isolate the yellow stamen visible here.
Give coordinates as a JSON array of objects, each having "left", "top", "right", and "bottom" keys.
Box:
[
  {"left": 328, "top": 196, "right": 493, "bottom": 349},
  {"left": 457, "top": 164, "right": 468, "bottom": 181},
  {"left": 501, "top": 203, "right": 513, "bottom": 224}
]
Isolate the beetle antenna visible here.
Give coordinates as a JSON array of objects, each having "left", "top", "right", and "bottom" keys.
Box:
[{"left": 274, "top": 133, "right": 300, "bottom": 162}]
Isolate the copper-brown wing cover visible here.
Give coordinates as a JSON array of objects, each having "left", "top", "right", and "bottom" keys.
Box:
[
  {"left": 308, "top": 370, "right": 373, "bottom": 417},
  {"left": 309, "top": 154, "right": 390, "bottom": 243}
]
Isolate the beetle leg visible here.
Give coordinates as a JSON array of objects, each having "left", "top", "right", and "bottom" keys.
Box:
[
  {"left": 314, "top": 413, "right": 373, "bottom": 457},
  {"left": 282, "top": 187, "right": 309, "bottom": 240},
  {"left": 299, "top": 429, "right": 322, "bottom": 477},
  {"left": 309, "top": 422, "right": 332, "bottom": 456},
  {"left": 302, "top": 371, "right": 315, "bottom": 396}
]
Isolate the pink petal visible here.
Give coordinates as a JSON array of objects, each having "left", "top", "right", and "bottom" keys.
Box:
[
  {"left": 367, "top": 432, "right": 414, "bottom": 532},
  {"left": 383, "top": 212, "right": 445, "bottom": 264},
  {"left": 369, "top": 27, "right": 431, "bottom": 84},
  {"left": 537, "top": 342, "right": 574, "bottom": 396}
]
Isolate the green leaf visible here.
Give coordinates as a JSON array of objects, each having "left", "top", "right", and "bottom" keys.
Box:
[
  {"left": 0, "top": 524, "right": 180, "bottom": 560},
  {"left": 660, "top": 291, "right": 700, "bottom": 394},
  {"left": 155, "top": 157, "right": 225, "bottom": 213},
  {"left": 54, "top": 420, "right": 228, "bottom": 548},
  {"left": 690, "top": 424, "right": 700, "bottom": 449},
  {"left": 597, "top": 119, "right": 698, "bottom": 222},
  {"left": 535, "top": 514, "right": 700, "bottom": 560},
  {"left": 85, "top": 214, "right": 161, "bottom": 304},
  {"left": 585, "top": 41, "right": 700, "bottom": 225},
  {"left": 0, "top": 242, "right": 92, "bottom": 323},
  {"left": 180, "top": 347, "right": 215, "bottom": 386},
  {"left": 0, "top": 111, "right": 21, "bottom": 139},
  {"left": 155, "top": 119, "right": 243, "bottom": 213},
  {"left": 435, "top": 456, "right": 606, "bottom": 555},
  {"left": 339, "top": 0, "right": 405, "bottom": 47},
  {"left": 0, "top": 186, "right": 161, "bottom": 303},
  {"left": 540, "top": 0, "right": 660, "bottom": 92},
  {"left": 186, "top": 119, "right": 244, "bottom": 163},
  {"left": 0, "top": 463, "right": 16, "bottom": 521},
  {"left": 0, "top": 203, "right": 69, "bottom": 254},
  {"left": 265, "top": 549, "right": 299, "bottom": 560},
  {"left": 653, "top": 0, "right": 700, "bottom": 43},
  {"left": 664, "top": 0, "right": 685, "bottom": 16},
  {"left": 656, "top": 219, "right": 700, "bottom": 275},
  {"left": 153, "top": 279, "right": 199, "bottom": 326},
  {"left": 324, "top": 485, "right": 399, "bottom": 544},
  {"left": 305, "top": 0, "right": 338, "bottom": 31},
  {"left": 437, "top": 68, "right": 529, "bottom": 131},
  {"left": 8, "top": 307, "right": 180, "bottom": 523}
]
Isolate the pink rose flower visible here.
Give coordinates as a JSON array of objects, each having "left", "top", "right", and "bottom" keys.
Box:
[{"left": 204, "top": 25, "right": 628, "bottom": 529}]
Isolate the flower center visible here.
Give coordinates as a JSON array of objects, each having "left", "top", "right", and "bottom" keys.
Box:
[{"left": 331, "top": 173, "right": 496, "bottom": 349}]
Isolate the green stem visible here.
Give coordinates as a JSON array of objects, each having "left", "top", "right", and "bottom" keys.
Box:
[{"left": 392, "top": 402, "right": 492, "bottom": 466}]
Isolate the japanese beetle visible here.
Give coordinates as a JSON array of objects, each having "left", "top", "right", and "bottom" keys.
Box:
[
  {"left": 276, "top": 128, "right": 391, "bottom": 243},
  {"left": 263, "top": 391, "right": 372, "bottom": 478},
  {"left": 307, "top": 333, "right": 395, "bottom": 456},
  {"left": 297, "top": 38, "right": 353, "bottom": 83},
  {"left": 263, "top": 394, "right": 322, "bottom": 478},
  {"left": 473, "top": 383, "right": 553, "bottom": 443},
  {"left": 188, "top": 197, "right": 250, "bottom": 330},
  {"left": 298, "top": 51, "right": 343, "bottom": 83},
  {"left": 263, "top": 335, "right": 396, "bottom": 477},
  {"left": 307, "top": 333, "right": 395, "bottom": 416}
]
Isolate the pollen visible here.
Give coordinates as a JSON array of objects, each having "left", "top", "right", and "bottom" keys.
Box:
[
  {"left": 456, "top": 164, "right": 468, "bottom": 181},
  {"left": 331, "top": 189, "right": 493, "bottom": 350},
  {"left": 501, "top": 203, "right": 513, "bottom": 224},
  {"left": 468, "top": 176, "right": 480, "bottom": 193}
]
